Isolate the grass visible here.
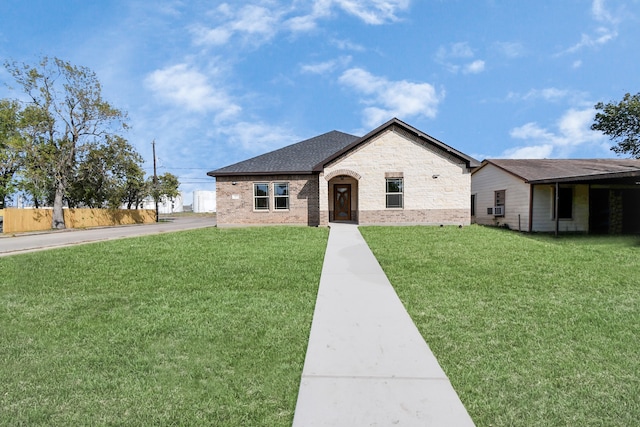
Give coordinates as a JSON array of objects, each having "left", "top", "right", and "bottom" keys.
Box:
[
  {"left": 360, "top": 225, "right": 640, "bottom": 427},
  {"left": 0, "top": 226, "right": 328, "bottom": 426}
]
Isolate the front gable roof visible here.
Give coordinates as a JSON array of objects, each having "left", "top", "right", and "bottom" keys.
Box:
[
  {"left": 208, "top": 118, "right": 479, "bottom": 177},
  {"left": 315, "top": 118, "right": 480, "bottom": 171},
  {"left": 475, "top": 159, "right": 640, "bottom": 183}
]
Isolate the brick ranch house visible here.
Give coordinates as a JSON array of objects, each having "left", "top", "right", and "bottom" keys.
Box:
[
  {"left": 208, "top": 118, "right": 480, "bottom": 227},
  {"left": 472, "top": 159, "right": 640, "bottom": 234}
]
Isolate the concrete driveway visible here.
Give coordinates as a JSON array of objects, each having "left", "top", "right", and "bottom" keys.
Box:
[{"left": 0, "top": 215, "right": 216, "bottom": 257}]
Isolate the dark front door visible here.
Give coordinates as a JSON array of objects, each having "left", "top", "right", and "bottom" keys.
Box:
[{"left": 334, "top": 184, "right": 351, "bottom": 221}]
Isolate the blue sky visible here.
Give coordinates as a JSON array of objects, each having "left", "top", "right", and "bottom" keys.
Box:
[{"left": 1, "top": 0, "right": 639, "bottom": 202}]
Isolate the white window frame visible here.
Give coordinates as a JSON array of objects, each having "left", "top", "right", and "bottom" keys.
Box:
[
  {"left": 253, "top": 183, "right": 269, "bottom": 211},
  {"left": 273, "top": 182, "right": 289, "bottom": 210},
  {"left": 385, "top": 178, "right": 404, "bottom": 209}
]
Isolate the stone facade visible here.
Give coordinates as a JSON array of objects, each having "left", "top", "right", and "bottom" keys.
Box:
[
  {"left": 216, "top": 175, "right": 319, "bottom": 226},
  {"left": 319, "top": 128, "right": 472, "bottom": 226},
  {"left": 609, "top": 190, "right": 623, "bottom": 234}
]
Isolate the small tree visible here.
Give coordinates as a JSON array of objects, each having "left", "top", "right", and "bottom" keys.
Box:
[
  {"left": 15, "top": 104, "right": 56, "bottom": 208},
  {"left": 149, "top": 172, "right": 180, "bottom": 205},
  {"left": 592, "top": 92, "right": 640, "bottom": 158},
  {"left": 121, "top": 166, "right": 148, "bottom": 209},
  {"left": 105, "top": 136, "right": 147, "bottom": 209},
  {"left": 5, "top": 57, "right": 128, "bottom": 228}
]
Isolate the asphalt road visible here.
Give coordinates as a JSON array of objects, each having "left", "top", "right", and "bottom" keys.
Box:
[{"left": 0, "top": 216, "right": 216, "bottom": 257}]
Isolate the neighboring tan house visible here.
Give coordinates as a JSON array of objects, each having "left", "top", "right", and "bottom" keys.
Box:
[
  {"left": 471, "top": 159, "right": 640, "bottom": 234},
  {"left": 208, "top": 118, "right": 480, "bottom": 227}
]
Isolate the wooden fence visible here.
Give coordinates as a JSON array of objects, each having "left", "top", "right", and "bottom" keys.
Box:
[{"left": 2, "top": 208, "right": 156, "bottom": 233}]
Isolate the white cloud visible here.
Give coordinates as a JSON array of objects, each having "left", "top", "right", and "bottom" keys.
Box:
[
  {"left": 219, "top": 121, "right": 300, "bottom": 153},
  {"left": 194, "top": 0, "right": 410, "bottom": 46},
  {"left": 510, "top": 88, "right": 569, "bottom": 102},
  {"left": 510, "top": 122, "right": 557, "bottom": 141},
  {"left": 332, "top": 38, "right": 366, "bottom": 52},
  {"left": 463, "top": 60, "right": 485, "bottom": 74},
  {"left": 284, "top": 0, "right": 333, "bottom": 32},
  {"left": 301, "top": 61, "right": 337, "bottom": 75},
  {"left": 503, "top": 107, "right": 605, "bottom": 158},
  {"left": 230, "top": 5, "right": 280, "bottom": 36},
  {"left": 144, "top": 63, "right": 241, "bottom": 119},
  {"left": 493, "top": 41, "right": 525, "bottom": 58},
  {"left": 300, "top": 56, "right": 352, "bottom": 74},
  {"left": 436, "top": 42, "right": 485, "bottom": 74},
  {"left": 562, "top": 27, "right": 618, "bottom": 54},
  {"left": 501, "top": 144, "right": 555, "bottom": 159},
  {"left": 592, "top": 0, "right": 619, "bottom": 24},
  {"left": 558, "top": 0, "right": 621, "bottom": 55},
  {"left": 339, "top": 67, "right": 443, "bottom": 127},
  {"left": 286, "top": 14, "right": 321, "bottom": 32},
  {"left": 191, "top": 26, "right": 232, "bottom": 46},
  {"left": 557, "top": 108, "right": 599, "bottom": 144},
  {"left": 333, "top": 0, "right": 410, "bottom": 25},
  {"left": 436, "top": 42, "right": 474, "bottom": 61},
  {"left": 507, "top": 87, "right": 590, "bottom": 105},
  {"left": 192, "top": 4, "right": 282, "bottom": 46}
]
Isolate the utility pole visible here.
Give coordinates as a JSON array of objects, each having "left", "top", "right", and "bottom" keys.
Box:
[{"left": 152, "top": 140, "right": 159, "bottom": 223}]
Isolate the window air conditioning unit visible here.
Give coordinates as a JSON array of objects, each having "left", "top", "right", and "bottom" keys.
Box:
[{"left": 493, "top": 206, "right": 505, "bottom": 216}]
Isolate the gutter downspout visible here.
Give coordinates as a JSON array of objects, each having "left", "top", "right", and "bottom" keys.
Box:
[{"left": 528, "top": 184, "right": 534, "bottom": 232}]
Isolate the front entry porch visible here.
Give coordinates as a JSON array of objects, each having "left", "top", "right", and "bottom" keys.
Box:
[{"left": 325, "top": 173, "right": 360, "bottom": 224}]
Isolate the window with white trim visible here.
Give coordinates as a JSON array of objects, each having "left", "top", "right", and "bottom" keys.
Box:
[
  {"left": 386, "top": 178, "right": 403, "bottom": 208},
  {"left": 495, "top": 190, "right": 505, "bottom": 207},
  {"left": 254, "top": 183, "right": 269, "bottom": 210},
  {"left": 274, "top": 182, "right": 289, "bottom": 210}
]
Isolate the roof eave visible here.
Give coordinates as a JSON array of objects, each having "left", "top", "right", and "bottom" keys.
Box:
[
  {"left": 473, "top": 160, "right": 529, "bottom": 182},
  {"left": 528, "top": 170, "right": 640, "bottom": 184},
  {"left": 208, "top": 170, "right": 316, "bottom": 178}
]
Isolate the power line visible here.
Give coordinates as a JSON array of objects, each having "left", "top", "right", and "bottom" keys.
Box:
[{"left": 161, "top": 167, "right": 211, "bottom": 170}]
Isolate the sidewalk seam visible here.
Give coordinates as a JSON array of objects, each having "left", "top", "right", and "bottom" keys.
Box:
[{"left": 301, "top": 375, "right": 452, "bottom": 381}]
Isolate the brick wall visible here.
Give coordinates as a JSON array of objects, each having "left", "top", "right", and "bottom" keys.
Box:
[
  {"left": 216, "top": 175, "right": 319, "bottom": 226},
  {"left": 358, "top": 209, "right": 470, "bottom": 225}
]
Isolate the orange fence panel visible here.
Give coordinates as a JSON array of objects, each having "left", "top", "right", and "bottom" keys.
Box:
[{"left": 2, "top": 208, "right": 156, "bottom": 233}]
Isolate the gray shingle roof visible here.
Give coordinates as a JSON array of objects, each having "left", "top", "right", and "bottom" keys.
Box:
[
  {"left": 480, "top": 159, "right": 640, "bottom": 183},
  {"left": 208, "top": 130, "right": 359, "bottom": 176},
  {"left": 208, "top": 118, "right": 480, "bottom": 177}
]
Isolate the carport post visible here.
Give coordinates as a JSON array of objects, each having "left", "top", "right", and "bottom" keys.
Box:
[{"left": 555, "top": 182, "right": 559, "bottom": 237}]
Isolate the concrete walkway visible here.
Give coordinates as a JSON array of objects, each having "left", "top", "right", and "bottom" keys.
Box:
[{"left": 292, "top": 223, "right": 475, "bottom": 426}]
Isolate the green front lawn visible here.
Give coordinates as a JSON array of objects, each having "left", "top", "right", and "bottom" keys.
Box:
[
  {"left": 360, "top": 225, "right": 640, "bottom": 426},
  {"left": 0, "top": 227, "right": 328, "bottom": 426}
]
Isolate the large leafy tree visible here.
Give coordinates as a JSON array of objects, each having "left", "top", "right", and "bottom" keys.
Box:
[
  {"left": 592, "top": 92, "right": 640, "bottom": 158},
  {"left": 67, "top": 136, "right": 145, "bottom": 209},
  {"left": 0, "top": 99, "right": 25, "bottom": 208},
  {"left": 4, "top": 57, "right": 128, "bottom": 228}
]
